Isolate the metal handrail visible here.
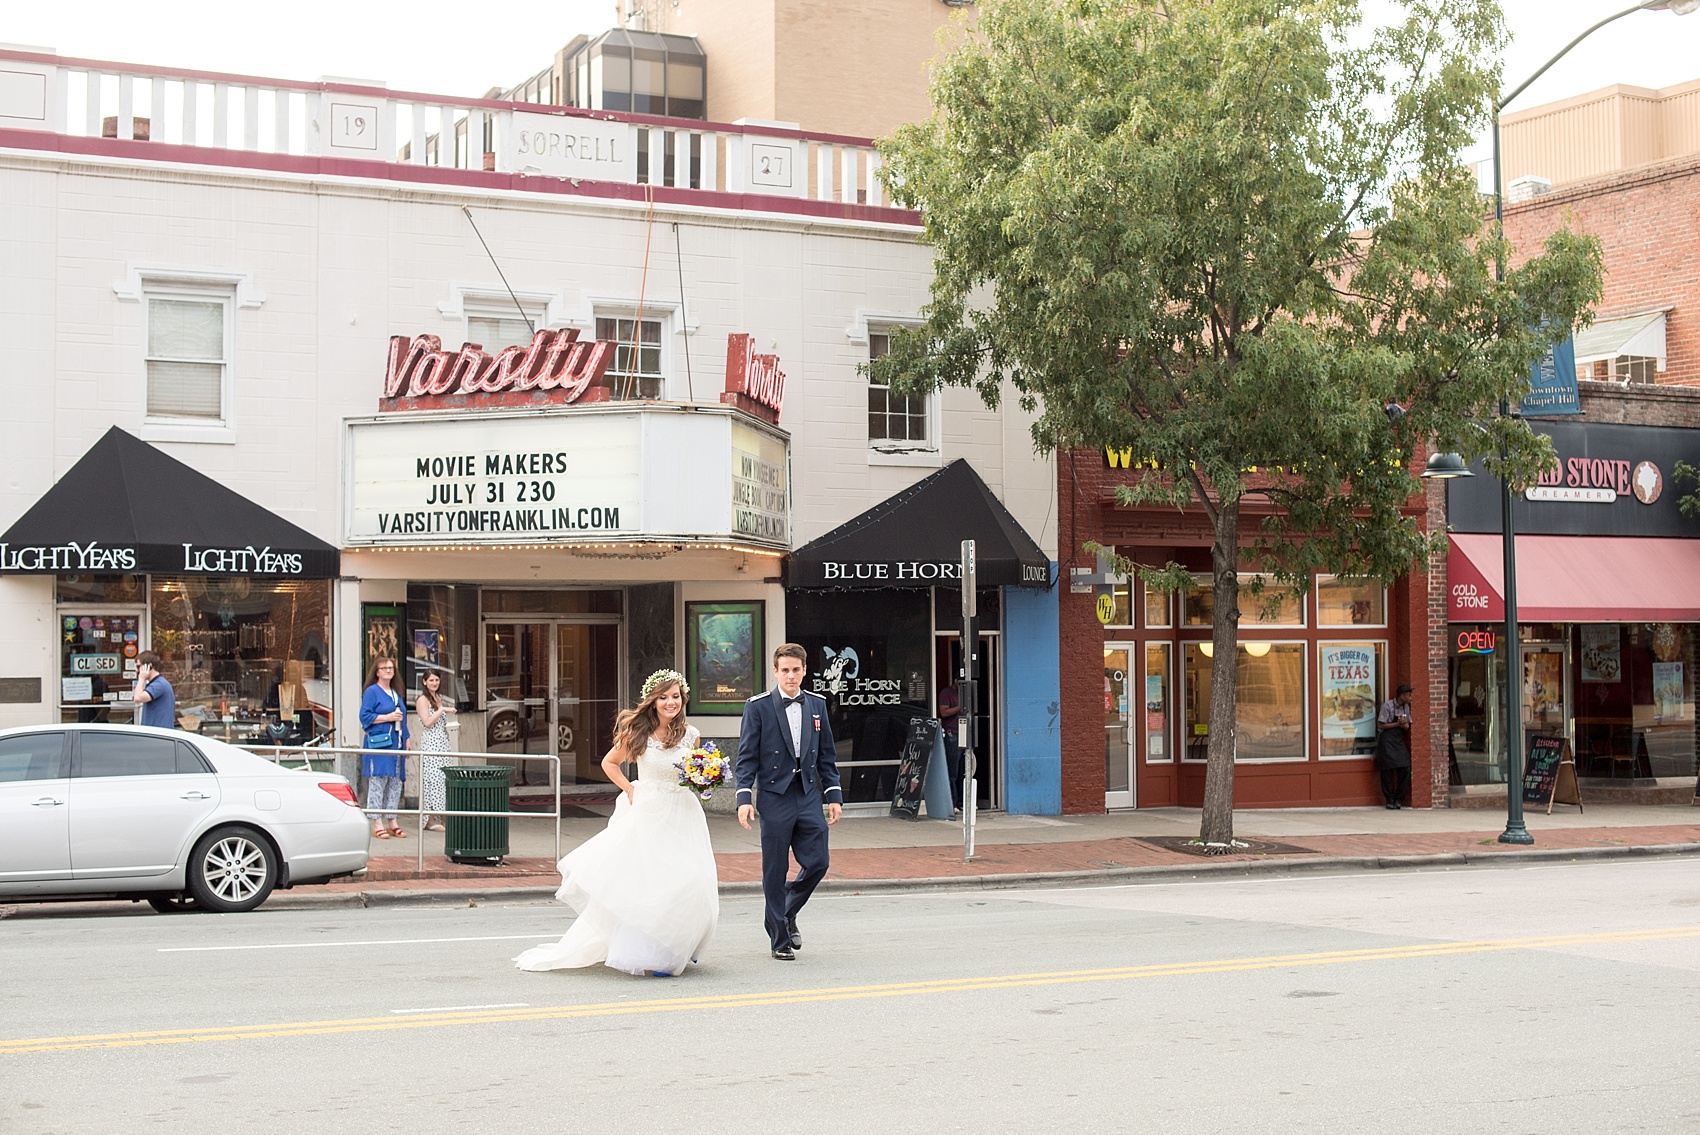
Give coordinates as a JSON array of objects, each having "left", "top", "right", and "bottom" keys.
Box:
[{"left": 238, "top": 744, "right": 565, "bottom": 872}]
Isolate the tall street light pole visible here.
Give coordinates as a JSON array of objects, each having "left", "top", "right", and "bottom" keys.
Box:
[{"left": 1487, "top": 0, "right": 1697, "bottom": 845}]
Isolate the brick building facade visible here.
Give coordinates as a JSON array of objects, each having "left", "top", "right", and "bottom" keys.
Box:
[
  {"left": 1056, "top": 452, "right": 1439, "bottom": 814},
  {"left": 1500, "top": 154, "right": 1700, "bottom": 388}
]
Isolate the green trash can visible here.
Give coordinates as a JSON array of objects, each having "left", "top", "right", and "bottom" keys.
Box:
[{"left": 444, "top": 765, "right": 511, "bottom": 864}]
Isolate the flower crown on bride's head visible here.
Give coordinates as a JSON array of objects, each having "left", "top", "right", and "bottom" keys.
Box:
[{"left": 641, "top": 669, "right": 689, "bottom": 702}]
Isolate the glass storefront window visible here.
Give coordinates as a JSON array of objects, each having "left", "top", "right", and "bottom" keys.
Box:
[
  {"left": 1316, "top": 577, "right": 1386, "bottom": 627},
  {"left": 1101, "top": 577, "right": 1131, "bottom": 627},
  {"left": 148, "top": 576, "right": 333, "bottom": 743},
  {"left": 405, "top": 584, "right": 478, "bottom": 709},
  {"left": 1182, "top": 642, "right": 1306, "bottom": 761},
  {"left": 1143, "top": 584, "right": 1172, "bottom": 629},
  {"left": 1573, "top": 622, "right": 1696, "bottom": 781},
  {"left": 1449, "top": 628, "right": 1505, "bottom": 785},
  {"left": 790, "top": 589, "right": 934, "bottom": 804},
  {"left": 1183, "top": 574, "right": 1305, "bottom": 627},
  {"left": 483, "top": 589, "right": 621, "bottom": 615},
  {"left": 1318, "top": 641, "right": 1385, "bottom": 757},
  {"left": 1144, "top": 642, "right": 1172, "bottom": 762},
  {"left": 56, "top": 575, "right": 147, "bottom": 604}
]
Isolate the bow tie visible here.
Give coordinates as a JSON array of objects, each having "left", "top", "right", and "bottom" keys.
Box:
[{"left": 781, "top": 694, "right": 805, "bottom": 708}]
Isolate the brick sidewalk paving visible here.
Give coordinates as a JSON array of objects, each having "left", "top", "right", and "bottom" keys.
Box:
[{"left": 303, "top": 821, "right": 1700, "bottom": 900}]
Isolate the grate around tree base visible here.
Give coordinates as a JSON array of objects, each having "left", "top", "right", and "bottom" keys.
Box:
[{"left": 1137, "top": 835, "right": 1315, "bottom": 858}]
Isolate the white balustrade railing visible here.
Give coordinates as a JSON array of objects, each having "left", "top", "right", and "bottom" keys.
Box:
[{"left": 0, "top": 48, "right": 899, "bottom": 211}]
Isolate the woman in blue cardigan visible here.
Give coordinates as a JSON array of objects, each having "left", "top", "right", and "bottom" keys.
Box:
[{"left": 359, "top": 657, "right": 411, "bottom": 838}]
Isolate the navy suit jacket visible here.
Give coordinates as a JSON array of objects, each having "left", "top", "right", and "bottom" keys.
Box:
[{"left": 735, "top": 688, "right": 841, "bottom": 806}]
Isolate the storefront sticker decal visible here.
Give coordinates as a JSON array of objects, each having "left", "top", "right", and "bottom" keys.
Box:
[
  {"left": 812, "top": 647, "right": 902, "bottom": 708},
  {"left": 1580, "top": 626, "right": 1621, "bottom": 683}
]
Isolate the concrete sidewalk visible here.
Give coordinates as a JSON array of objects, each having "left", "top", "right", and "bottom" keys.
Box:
[{"left": 275, "top": 801, "right": 1700, "bottom": 908}]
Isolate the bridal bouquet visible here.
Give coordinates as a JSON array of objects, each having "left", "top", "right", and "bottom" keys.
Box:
[{"left": 676, "top": 741, "right": 729, "bottom": 800}]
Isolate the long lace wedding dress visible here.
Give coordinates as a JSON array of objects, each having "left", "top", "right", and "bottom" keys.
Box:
[{"left": 514, "top": 725, "right": 719, "bottom": 976}]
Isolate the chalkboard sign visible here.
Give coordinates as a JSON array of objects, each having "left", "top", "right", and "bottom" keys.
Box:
[
  {"left": 1521, "top": 735, "right": 1566, "bottom": 804},
  {"left": 891, "top": 717, "right": 941, "bottom": 821}
]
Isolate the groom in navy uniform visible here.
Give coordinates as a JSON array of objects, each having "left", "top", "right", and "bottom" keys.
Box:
[{"left": 737, "top": 643, "right": 841, "bottom": 960}]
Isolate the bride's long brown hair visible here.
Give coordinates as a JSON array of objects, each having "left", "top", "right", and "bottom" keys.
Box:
[{"left": 611, "top": 678, "right": 688, "bottom": 759}]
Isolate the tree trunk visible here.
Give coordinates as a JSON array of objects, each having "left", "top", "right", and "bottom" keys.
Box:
[{"left": 1199, "top": 503, "right": 1241, "bottom": 845}]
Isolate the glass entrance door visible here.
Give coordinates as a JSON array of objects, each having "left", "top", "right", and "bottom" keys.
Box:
[
  {"left": 1104, "top": 644, "right": 1134, "bottom": 808},
  {"left": 554, "top": 623, "right": 620, "bottom": 784},
  {"left": 938, "top": 632, "right": 1001, "bottom": 810},
  {"left": 483, "top": 620, "right": 623, "bottom": 787},
  {"left": 1521, "top": 642, "right": 1569, "bottom": 749},
  {"left": 58, "top": 608, "right": 147, "bottom": 723},
  {"left": 483, "top": 623, "right": 552, "bottom": 785}
]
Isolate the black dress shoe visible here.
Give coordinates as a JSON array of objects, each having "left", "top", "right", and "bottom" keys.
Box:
[
  {"left": 771, "top": 945, "right": 796, "bottom": 961},
  {"left": 786, "top": 917, "right": 802, "bottom": 950},
  {"left": 1385, "top": 802, "right": 1399, "bottom": 809}
]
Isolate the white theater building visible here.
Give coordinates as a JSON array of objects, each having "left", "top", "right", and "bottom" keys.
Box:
[{"left": 0, "top": 40, "right": 1062, "bottom": 812}]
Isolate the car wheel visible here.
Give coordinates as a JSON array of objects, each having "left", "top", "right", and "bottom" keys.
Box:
[
  {"left": 186, "top": 826, "right": 278, "bottom": 913},
  {"left": 488, "top": 712, "right": 519, "bottom": 745},
  {"left": 147, "top": 894, "right": 198, "bottom": 914}
]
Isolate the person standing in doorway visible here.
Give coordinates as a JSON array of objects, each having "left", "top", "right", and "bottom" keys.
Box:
[
  {"left": 132, "top": 651, "right": 176, "bottom": 729},
  {"left": 1376, "top": 682, "right": 1414, "bottom": 809},
  {"left": 938, "top": 681, "right": 963, "bottom": 818},
  {"left": 736, "top": 644, "right": 842, "bottom": 960}
]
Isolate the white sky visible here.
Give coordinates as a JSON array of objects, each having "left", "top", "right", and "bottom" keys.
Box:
[{"left": 4, "top": 0, "right": 1698, "bottom": 144}]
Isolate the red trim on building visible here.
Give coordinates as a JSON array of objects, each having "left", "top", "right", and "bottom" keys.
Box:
[{"left": 0, "top": 128, "right": 920, "bottom": 226}]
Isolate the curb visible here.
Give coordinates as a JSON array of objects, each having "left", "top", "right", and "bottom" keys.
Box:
[{"left": 264, "top": 840, "right": 1700, "bottom": 909}]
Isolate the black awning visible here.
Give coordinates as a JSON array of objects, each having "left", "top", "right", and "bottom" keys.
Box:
[
  {"left": 0, "top": 427, "right": 339, "bottom": 578},
  {"left": 787, "top": 459, "right": 1051, "bottom": 590}
]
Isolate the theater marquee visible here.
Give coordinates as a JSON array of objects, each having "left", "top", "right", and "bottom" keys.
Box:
[{"left": 344, "top": 405, "right": 790, "bottom": 549}]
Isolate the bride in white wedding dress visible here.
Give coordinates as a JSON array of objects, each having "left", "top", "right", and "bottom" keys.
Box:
[{"left": 514, "top": 669, "right": 719, "bottom": 977}]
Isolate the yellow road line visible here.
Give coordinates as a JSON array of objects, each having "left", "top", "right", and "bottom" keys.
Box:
[{"left": 5, "top": 925, "right": 1695, "bottom": 1056}]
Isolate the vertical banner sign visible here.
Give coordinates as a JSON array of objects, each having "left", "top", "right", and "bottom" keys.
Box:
[
  {"left": 1518, "top": 331, "right": 1581, "bottom": 416},
  {"left": 961, "top": 539, "right": 977, "bottom": 860}
]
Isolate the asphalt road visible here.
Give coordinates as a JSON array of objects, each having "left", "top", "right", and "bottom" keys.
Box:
[{"left": 4, "top": 856, "right": 1699, "bottom": 1135}]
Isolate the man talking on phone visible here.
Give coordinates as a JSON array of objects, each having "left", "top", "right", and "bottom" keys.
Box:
[{"left": 132, "top": 651, "right": 177, "bottom": 730}]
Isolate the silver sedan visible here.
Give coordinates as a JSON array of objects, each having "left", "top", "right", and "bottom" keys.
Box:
[{"left": 0, "top": 724, "right": 369, "bottom": 913}]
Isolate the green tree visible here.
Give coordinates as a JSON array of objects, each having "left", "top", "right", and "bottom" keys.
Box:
[
  {"left": 1676, "top": 462, "right": 1700, "bottom": 520},
  {"left": 874, "top": 0, "right": 1602, "bottom": 841}
]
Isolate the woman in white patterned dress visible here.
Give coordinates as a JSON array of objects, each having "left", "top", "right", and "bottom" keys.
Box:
[
  {"left": 514, "top": 669, "right": 719, "bottom": 977},
  {"left": 415, "top": 671, "right": 454, "bottom": 832}
]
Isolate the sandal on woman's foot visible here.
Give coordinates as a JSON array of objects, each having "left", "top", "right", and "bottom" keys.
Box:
[
  {"left": 389, "top": 827, "right": 407, "bottom": 838},
  {"left": 372, "top": 829, "right": 391, "bottom": 839},
  {"left": 425, "top": 822, "right": 445, "bottom": 832}
]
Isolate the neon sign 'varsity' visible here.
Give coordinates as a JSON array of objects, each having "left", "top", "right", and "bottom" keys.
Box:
[{"left": 380, "top": 330, "right": 615, "bottom": 411}]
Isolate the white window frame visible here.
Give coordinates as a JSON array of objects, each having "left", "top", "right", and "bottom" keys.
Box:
[
  {"left": 114, "top": 265, "right": 263, "bottom": 445},
  {"left": 862, "top": 318, "right": 939, "bottom": 466},
  {"left": 570, "top": 294, "right": 694, "bottom": 400},
  {"left": 593, "top": 308, "right": 671, "bottom": 400},
  {"left": 438, "top": 284, "right": 561, "bottom": 351}
]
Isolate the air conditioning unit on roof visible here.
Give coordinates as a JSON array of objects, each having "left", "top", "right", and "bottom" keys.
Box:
[{"left": 1507, "top": 175, "right": 1553, "bottom": 203}]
